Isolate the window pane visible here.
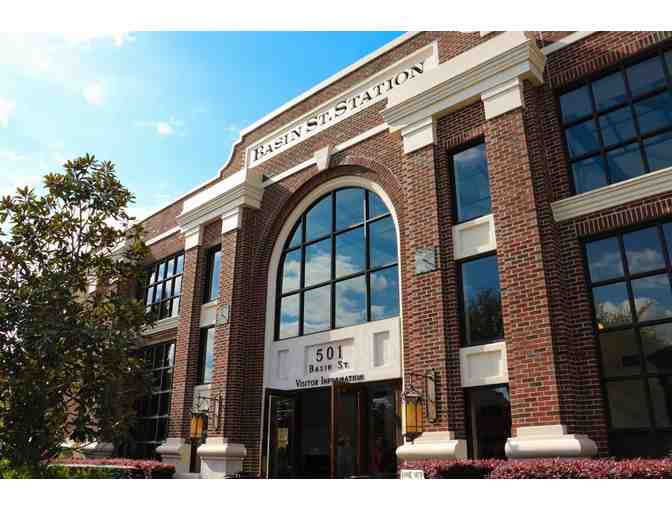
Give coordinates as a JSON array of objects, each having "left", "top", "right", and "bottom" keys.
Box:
[
  {"left": 335, "top": 227, "right": 365, "bottom": 278},
  {"left": 281, "top": 249, "right": 301, "bottom": 293},
  {"left": 370, "top": 266, "right": 400, "bottom": 321},
  {"left": 158, "top": 262, "right": 166, "bottom": 281},
  {"left": 665, "top": 223, "right": 672, "bottom": 262},
  {"left": 175, "top": 254, "right": 184, "bottom": 274},
  {"left": 585, "top": 237, "right": 624, "bottom": 283},
  {"left": 279, "top": 294, "right": 299, "bottom": 339},
  {"left": 201, "top": 328, "right": 215, "bottom": 384},
  {"left": 305, "top": 195, "right": 332, "bottom": 241},
  {"left": 159, "top": 392, "right": 170, "bottom": 415},
  {"left": 593, "top": 282, "right": 632, "bottom": 328},
  {"left": 305, "top": 239, "right": 331, "bottom": 287},
  {"left": 461, "top": 255, "right": 503, "bottom": 345},
  {"left": 565, "top": 119, "right": 600, "bottom": 159},
  {"left": 148, "top": 269, "right": 156, "bottom": 285},
  {"left": 207, "top": 249, "right": 222, "bottom": 302},
  {"left": 166, "top": 258, "right": 175, "bottom": 278},
  {"left": 453, "top": 143, "right": 491, "bottom": 222},
  {"left": 560, "top": 85, "right": 593, "bottom": 123},
  {"left": 631, "top": 274, "right": 672, "bottom": 322},
  {"left": 623, "top": 227, "right": 665, "bottom": 274},
  {"left": 649, "top": 377, "right": 672, "bottom": 427},
  {"left": 369, "top": 217, "right": 397, "bottom": 269},
  {"left": 606, "top": 379, "right": 651, "bottom": 428},
  {"left": 368, "top": 191, "right": 389, "bottom": 219},
  {"left": 607, "top": 142, "right": 645, "bottom": 183},
  {"left": 288, "top": 219, "right": 302, "bottom": 248},
  {"left": 172, "top": 275, "right": 182, "bottom": 297},
  {"left": 467, "top": 385, "right": 511, "bottom": 459},
  {"left": 166, "top": 343, "right": 175, "bottom": 367},
  {"left": 598, "top": 106, "right": 637, "bottom": 147},
  {"left": 644, "top": 131, "right": 672, "bottom": 172},
  {"left": 303, "top": 285, "right": 331, "bottom": 334},
  {"left": 572, "top": 155, "right": 608, "bottom": 193},
  {"left": 599, "top": 329, "right": 641, "bottom": 378},
  {"left": 162, "top": 368, "right": 173, "bottom": 391},
  {"left": 335, "top": 275, "right": 366, "bottom": 328},
  {"left": 627, "top": 56, "right": 667, "bottom": 98},
  {"left": 593, "top": 72, "right": 628, "bottom": 111},
  {"left": 171, "top": 297, "right": 180, "bottom": 317},
  {"left": 635, "top": 91, "right": 672, "bottom": 135},
  {"left": 641, "top": 324, "right": 672, "bottom": 374},
  {"left": 335, "top": 188, "right": 365, "bottom": 230}
]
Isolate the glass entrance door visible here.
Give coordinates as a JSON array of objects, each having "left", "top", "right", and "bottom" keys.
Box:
[{"left": 266, "top": 381, "right": 401, "bottom": 478}]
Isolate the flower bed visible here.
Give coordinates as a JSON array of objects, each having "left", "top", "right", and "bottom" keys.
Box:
[
  {"left": 400, "top": 458, "right": 672, "bottom": 479},
  {"left": 48, "top": 458, "right": 175, "bottom": 479}
]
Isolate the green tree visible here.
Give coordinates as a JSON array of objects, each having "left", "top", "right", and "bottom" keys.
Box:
[{"left": 0, "top": 155, "right": 151, "bottom": 475}]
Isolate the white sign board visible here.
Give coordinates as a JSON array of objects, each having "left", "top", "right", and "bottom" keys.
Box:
[{"left": 400, "top": 469, "right": 425, "bottom": 480}]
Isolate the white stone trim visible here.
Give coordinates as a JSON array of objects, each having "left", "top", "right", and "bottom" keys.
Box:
[
  {"left": 197, "top": 438, "right": 247, "bottom": 478},
  {"left": 542, "top": 31, "right": 596, "bottom": 55},
  {"left": 459, "top": 341, "right": 509, "bottom": 388},
  {"left": 246, "top": 42, "right": 438, "bottom": 169},
  {"left": 400, "top": 117, "right": 436, "bottom": 154},
  {"left": 221, "top": 208, "right": 241, "bottom": 234},
  {"left": 156, "top": 438, "right": 191, "bottom": 475},
  {"left": 262, "top": 123, "right": 390, "bottom": 187},
  {"left": 314, "top": 145, "right": 333, "bottom": 172},
  {"left": 142, "top": 315, "right": 180, "bottom": 336},
  {"left": 200, "top": 301, "right": 218, "bottom": 328},
  {"left": 184, "top": 225, "right": 202, "bottom": 250},
  {"left": 505, "top": 424, "right": 598, "bottom": 459},
  {"left": 481, "top": 77, "right": 523, "bottom": 120},
  {"left": 396, "top": 431, "right": 467, "bottom": 461},
  {"left": 146, "top": 226, "right": 180, "bottom": 246},
  {"left": 384, "top": 31, "right": 545, "bottom": 134},
  {"left": 453, "top": 214, "right": 497, "bottom": 261},
  {"left": 551, "top": 166, "right": 672, "bottom": 222}
]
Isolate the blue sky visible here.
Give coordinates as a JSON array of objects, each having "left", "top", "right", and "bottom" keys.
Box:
[{"left": 0, "top": 31, "right": 403, "bottom": 221}]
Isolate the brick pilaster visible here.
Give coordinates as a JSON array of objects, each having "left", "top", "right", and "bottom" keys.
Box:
[{"left": 484, "top": 107, "right": 563, "bottom": 432}]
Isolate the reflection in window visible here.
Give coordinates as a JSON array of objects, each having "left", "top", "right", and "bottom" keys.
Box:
[
  {"left": 276, "top": 187, "right": 399, "bottom": 340},
  {"left": 560, "top": 49, "right": 672, "bottom": 194},
  {"left": 452, "top": 142, "right": 492, "bottom": 223},
  {"left": 584, "top": 220, "right": 672, "bottom": 457},
  {"left": 460, "top": 254, "right": 503, "bottom": 346},
  {"left": 143, "top": 253, "right": 184, "bottom": 320},
  {"left": 199, "top": 328, "right": 215, "bottom": 384},
  {"left": 205, "top": 245, "right": 222, "bottom": 303}
]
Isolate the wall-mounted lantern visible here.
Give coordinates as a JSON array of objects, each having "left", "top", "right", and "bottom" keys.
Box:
[
  {"left": 402, "top": 369, "right": 437, "bottom": 443},
  {"left": 189, "top": 393, "right": 220, "bottom": 444}
]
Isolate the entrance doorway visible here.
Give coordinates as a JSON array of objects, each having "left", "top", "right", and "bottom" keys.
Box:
[{"left": 265, "top": 381, "right": 401, "bottom": 478}]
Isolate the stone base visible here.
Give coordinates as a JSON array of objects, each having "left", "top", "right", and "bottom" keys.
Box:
[
  {"left": 505, "top": 424, "right": 598, "bottom": 459},
  {"left": 197, "top": 437, "right": 247, "bottom": 478},
  {"left": 156, "top": 438, "right": 192, "bottom": 475},
  {"left": 396, "top": 431, "right": 467, "bottom": 461},
  {"left": 81, "top": 441, "right": 114, "bottom": 459}
]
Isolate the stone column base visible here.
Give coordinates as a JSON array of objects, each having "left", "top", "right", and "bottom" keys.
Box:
[
  {"left": 81, "top": 441, "right": 114, "bottom": 459},
  {"left": 156, "top": 438, "right": 192, "bottom": 475},
  {"left": 197, "top": 437, "right": 247, "bottom": 478},
  {"left": 396, "top": 431, "right": 467, "bottom": 461},
  {"left": 505, "top": 424, "right": 598, "bottom": 459}
]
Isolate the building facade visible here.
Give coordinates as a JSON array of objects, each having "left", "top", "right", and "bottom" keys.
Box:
[{"left": 124, "top": 31, "right": 672, "bottom": 477}]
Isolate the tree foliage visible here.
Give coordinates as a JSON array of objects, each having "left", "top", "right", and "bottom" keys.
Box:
[{"left": 0, "top": 155, "right": 151, "bottom": 472}]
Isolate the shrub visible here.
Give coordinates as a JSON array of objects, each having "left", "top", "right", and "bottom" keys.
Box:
[
  {"left": 400, "top": 459, "right": 504, "bottom": 479},
  {"left": 400, "top": 458, "right": 672, "bottom": 479},
  {"left": 48, "top": 458, "right": 175, "bottom": 479}
]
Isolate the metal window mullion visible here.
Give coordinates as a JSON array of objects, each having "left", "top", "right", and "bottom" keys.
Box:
[
  {"left": 588, "top": 77, "right": 612, "bottom": 186},
  {"left": 331, "top": 192, "right": 336, "bottom": 330}
]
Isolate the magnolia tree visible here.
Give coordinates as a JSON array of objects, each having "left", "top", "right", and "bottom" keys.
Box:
[{"left": 0, "top": 155, "right": 151, "bottom": 474}]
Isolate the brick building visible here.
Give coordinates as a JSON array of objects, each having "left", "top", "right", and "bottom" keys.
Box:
[{"left": 119, "top": 31, "right": 672, "bottom": 477}]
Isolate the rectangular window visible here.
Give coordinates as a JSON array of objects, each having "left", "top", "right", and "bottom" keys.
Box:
[
  {"left": 142, "top": 252, "right": 184, "bottom": 321},
  {"left": 205, "top": 245, "right": 222, "bottom": 303},
  {"left": 560, "top": 48, "right": 672, "bottom": 194},
  {"left": 131, "top": 341, "right": 175, "bottom": 459},
  {"left": 198, "top": 327, "right": 215, "bottom": 385},
  {"left": 459, "top": 253, "right": 504, "bottom": 346},
  {"left": 451, "top": 141, "right": 492, "bottom": 223},
  {"left": 584, "top": 220, "right": 672, "bottom": 457},
  {"left": 466, "top": 384, "right": 512, "bottom": 459}
]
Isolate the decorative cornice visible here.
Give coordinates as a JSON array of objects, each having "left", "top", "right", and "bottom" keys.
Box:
[
  {"left": 551, "top": 166, "right": 672, "bottom": 222},
  {"left": 176, "top": 169, "right": 263, "bottom": 238},
  {"left": 383, "top": 31, "right": 545, "bottom": 131}
]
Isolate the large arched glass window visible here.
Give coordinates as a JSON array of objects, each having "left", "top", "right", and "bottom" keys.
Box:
[{"left": 276, "top": 187, "right": 400, "bottom": 340}]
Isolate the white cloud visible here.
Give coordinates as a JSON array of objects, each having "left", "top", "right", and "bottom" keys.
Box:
[
  {"left": 60, "top": 32, "right": 135, "bottom": 48},
  {"left": 0, "top": 97, "right": 16, "bottom": 128},
  {"left": 0, "top": 150, "right": 25, "bottom": 162},
  {"left": 138, "top": 118, "right": 183, "bottom": 137},
  {"left": 84, "top": 81, "right": 106, "bottom": 105}
]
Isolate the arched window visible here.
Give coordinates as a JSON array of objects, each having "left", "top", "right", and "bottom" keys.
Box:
[{"left": 276, "top": 187, "right": 400, "bottom": 340}]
